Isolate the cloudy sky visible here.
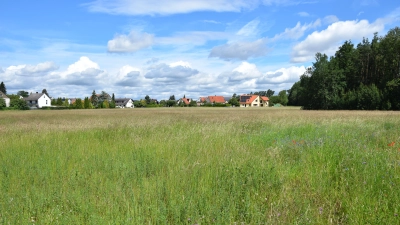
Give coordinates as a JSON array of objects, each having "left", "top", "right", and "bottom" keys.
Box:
[{"left": 1, "top": 0, "right": 399, "bottom": 99}]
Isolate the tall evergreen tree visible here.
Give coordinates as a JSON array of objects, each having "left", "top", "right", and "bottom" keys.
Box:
[
  {"left": 42, "top": 89, "right": 49, "bottom": 97},
  {"left": 0, "top": 82, "right": 6, "bottom": 94},
  {"left": 110, "top": 93, "right": 116, "bottom": 108},
  {"left": 91, "top": 90, "right": 98, "bottom": 108}
]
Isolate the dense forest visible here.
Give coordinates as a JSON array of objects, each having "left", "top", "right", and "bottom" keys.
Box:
[{"left": 288, "top": 27, "right": 400, "bottom": 110}]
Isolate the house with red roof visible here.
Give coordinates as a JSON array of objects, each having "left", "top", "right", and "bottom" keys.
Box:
[
  {"left": 240, "top": 95, "right": 269, "bottom": 107},
  {"left": 198, "top": 95, "right": 229, "bottom": 105}
]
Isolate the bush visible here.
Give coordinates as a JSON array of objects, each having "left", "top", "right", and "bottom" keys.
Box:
[
  {"left": 10, "top": 98, "right": 29, "bottom": 110},
  {"left": 0, "top": 98, "right": 6, "bottom": 109}
]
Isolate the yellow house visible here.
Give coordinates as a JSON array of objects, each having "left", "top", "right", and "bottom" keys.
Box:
[{"left": 240, "top": 95, "right": 269, "bottom": 107}]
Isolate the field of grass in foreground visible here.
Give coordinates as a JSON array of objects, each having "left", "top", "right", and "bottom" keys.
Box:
[{"left": 0, "top": 108, "right": 399, "bottom": 224}]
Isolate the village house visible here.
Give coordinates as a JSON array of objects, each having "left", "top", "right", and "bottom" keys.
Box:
[
  {"left": 115, "top": 98, "right": 134, "bottom": 108},
  {"left": 240, "top": 95, "right": 269, "bottom": 107},
  {"left": 198, "top": 95, "right": 230, "bottom": 105},
  {"left": 24, "top": 92, "right": 51, "bottom": 109},
  {"left": 0, "top": 91, "right": 10, "bottom": 107}
]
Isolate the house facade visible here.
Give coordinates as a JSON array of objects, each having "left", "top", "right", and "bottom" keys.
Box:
[
  {"left": 24, "top": 92, "right": 51, "bottom": 108},
  {"left": 240, "top": 95, "right": 269, "bottom": 107},
  {"left": 115, "top": 98, "right": 134, "bottom": 108},
  {"left": 0, "top": 91, "right": 10, "bottom": 107}
]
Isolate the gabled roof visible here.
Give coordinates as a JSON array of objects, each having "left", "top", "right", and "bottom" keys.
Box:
[
  {"left": 24, "top": 93, "right": 47, "bottom": 101},
  {"left": 239, "top": 95, "right": 258, "bottom": 104},
  {"left": 223, "top": 96, "right": 232, "bottom": 102},
  {"left": 261, "top": 96, "right": 269, "bottom": 101},
  {"left": 0, "top": 91, "right": 9, "bottom": 99},
  {"left": 208, "top": 96, "right": 225, "bottom": 103},
  {"left": 199, "top": 97, "right": 208, "bottom": 103},
  {"left": 115, "top": 98, "right": 132, "bottom": 106},
  {"left": 181, "top": 98, "right": 190, "bottom": 105}
]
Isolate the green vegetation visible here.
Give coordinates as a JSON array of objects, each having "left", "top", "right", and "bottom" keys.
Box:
[
  {"left": 289, "top": 27, "right": 400, "bottom": 110},
  {"left": 0, "top": 108, "right": 399, "bottom": 224}
]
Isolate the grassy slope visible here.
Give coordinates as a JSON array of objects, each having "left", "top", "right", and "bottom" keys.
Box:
[{"left": 0, "top": 108, "right": 399, "bottom": 224}]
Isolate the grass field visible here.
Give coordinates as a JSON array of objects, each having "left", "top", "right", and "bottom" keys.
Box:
[{"left": 0, "top": 108, "right": 400, "bottom": 224}]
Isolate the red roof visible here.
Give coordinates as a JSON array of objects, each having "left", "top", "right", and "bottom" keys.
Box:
[
  {"left": 199, "top": 97, "right": 207, "bottom": 102},
  {"left": 261, "top": 96, "right": 269, "bottom": 101},
  {"left": 182, "top": 98, "right": 190, "bottom": 105},
  {"left": 208, "top": 96, "right": 225, "bottom": 103}
]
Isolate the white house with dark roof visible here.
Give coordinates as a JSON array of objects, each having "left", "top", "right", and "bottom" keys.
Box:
[
  {"left": 24, "top": 92, "right": 51, "bottom": 109},
  {"left": 0, "top": 91, "right": 10, "bottom": 107},
  {"left": 115, "top": 98, "right": 134, "bottom": 108}
]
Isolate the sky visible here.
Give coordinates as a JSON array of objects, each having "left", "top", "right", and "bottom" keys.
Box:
[{"left": 1, "top": 0, "right": 399, "bottom": 100}]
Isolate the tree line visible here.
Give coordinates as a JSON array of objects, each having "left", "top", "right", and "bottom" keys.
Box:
[{"left": 288, "top": 27, "right": 400, "bottom": 110}]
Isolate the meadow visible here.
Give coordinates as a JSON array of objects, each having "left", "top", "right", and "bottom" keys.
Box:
[{"left": 0, "top": 108, "right": 399, "bottom": 224}]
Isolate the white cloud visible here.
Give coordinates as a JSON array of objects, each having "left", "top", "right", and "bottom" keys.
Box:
[
  {"left": 323, "top": 15, "right": 339, "bottom": 24},
  {"left": 209, "top": 39, "right": 268, "bottom": 60},
  {"left": 144, "top": 63, "right": 199, "bottom": 84},
  {"left": 108, "top": 31, "right": 154, "bottom": 53},
  {"left": 271, "top": 19, "right": 321, "bottom": 41},
  {"left": 236, "top": 19, "right": 260, "bottom": 37},
  {"left": 257, "top": 66, "right": 306, "bottom": 84},
  {"left": 52, "top": 56, "right": 106, "bottom": 86},
  {"left": 5, "top": 61, "right": 59, "bottom": 77},
  {"left": 233, "top": 62, "right": 262, "bottom": 78},
  {"left": 65, "top": 56, "right": 99, "bottom": 75},
  {"left": 114, "top": 65, "right": 144, "bottom": 87},
  {"left": 169, "top": 61, "right": 192, "bottom": 68},
  {"left": 86, "top": 0, "right": 259, "bottom": 16},
  {"left": 297, "top": 12, "right": 310, "bottom": 17},
  {"left": 291, "top": 19, "right": 384, "bottom": 63}
]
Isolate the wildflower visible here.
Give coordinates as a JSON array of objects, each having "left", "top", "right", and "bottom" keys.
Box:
[
  {"left": 388, "top": 142, "right": 395, "bottom": 147},
  {"left": 319, "top": 207, "right": 323, "bottom": 214}
]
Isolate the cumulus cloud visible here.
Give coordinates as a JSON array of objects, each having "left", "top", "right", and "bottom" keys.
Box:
[
  {"left": 52, "top": 56, "right": 105, "bottom": 86},
  {"left": 257, "top": 66, "right": 306, "bottom": 84},
  {"left": 145, "top": 63, "right": 199, "bottom": 84},
  {"left": 5, "top": 62, "right": 59, "bottom": 77},
  {"left": 209, "top": 39, "right": 268, "bottom": 61},
  {"left": 169, "top": 61, "right": 192, "bottom": 68},
  {"left": 86, "top": 0, "right": 258, "bottom": 16},
  {"left": 108, "top": 31, "right": 154, "bottom": 53},
  {"left": 114, "top": 65, "right": 144, "bottom": 87},
  {"left": 291, "top": 19, "right": 384, "bottom": 63},
  {"left": 0, "top": 61, "right": 59, "bottom": 92}
]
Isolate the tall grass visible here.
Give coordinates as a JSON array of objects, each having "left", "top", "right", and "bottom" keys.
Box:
[{"left": 0, "top": 108, "right": 399, "bottom": 224}]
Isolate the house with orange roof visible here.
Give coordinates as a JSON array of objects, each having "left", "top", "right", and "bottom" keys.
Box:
[
  {"left": 240, "top": 95, "right": 269, "bottom": 107},
  {"left": 181, "top": 97, "right": 190, "bottom": 105},
  {"left": 208, "top": 95, "right": 226, "bottom": 104}
]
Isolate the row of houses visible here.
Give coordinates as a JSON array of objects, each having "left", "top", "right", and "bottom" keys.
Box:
[
  {"left": 1, "top": 91, "right": 270, "bottom": 109},
  {"left": 182, "top": 95, "right": 270, "bottom": 107}
]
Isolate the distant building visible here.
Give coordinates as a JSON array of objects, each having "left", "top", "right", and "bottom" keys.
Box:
[
  {"left": 0, "top": 91, "right": 10, "bottom": 107},
  {"left": 24, "top": 92, "right": 51, "bottom": 109},
  {"left": 240, "top": 95, "right": 269, "bottom": 107}
]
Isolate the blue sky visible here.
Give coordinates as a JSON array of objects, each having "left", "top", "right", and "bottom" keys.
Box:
[{"left": 1, "top": 0, "right": 399, "bottom": 100}]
